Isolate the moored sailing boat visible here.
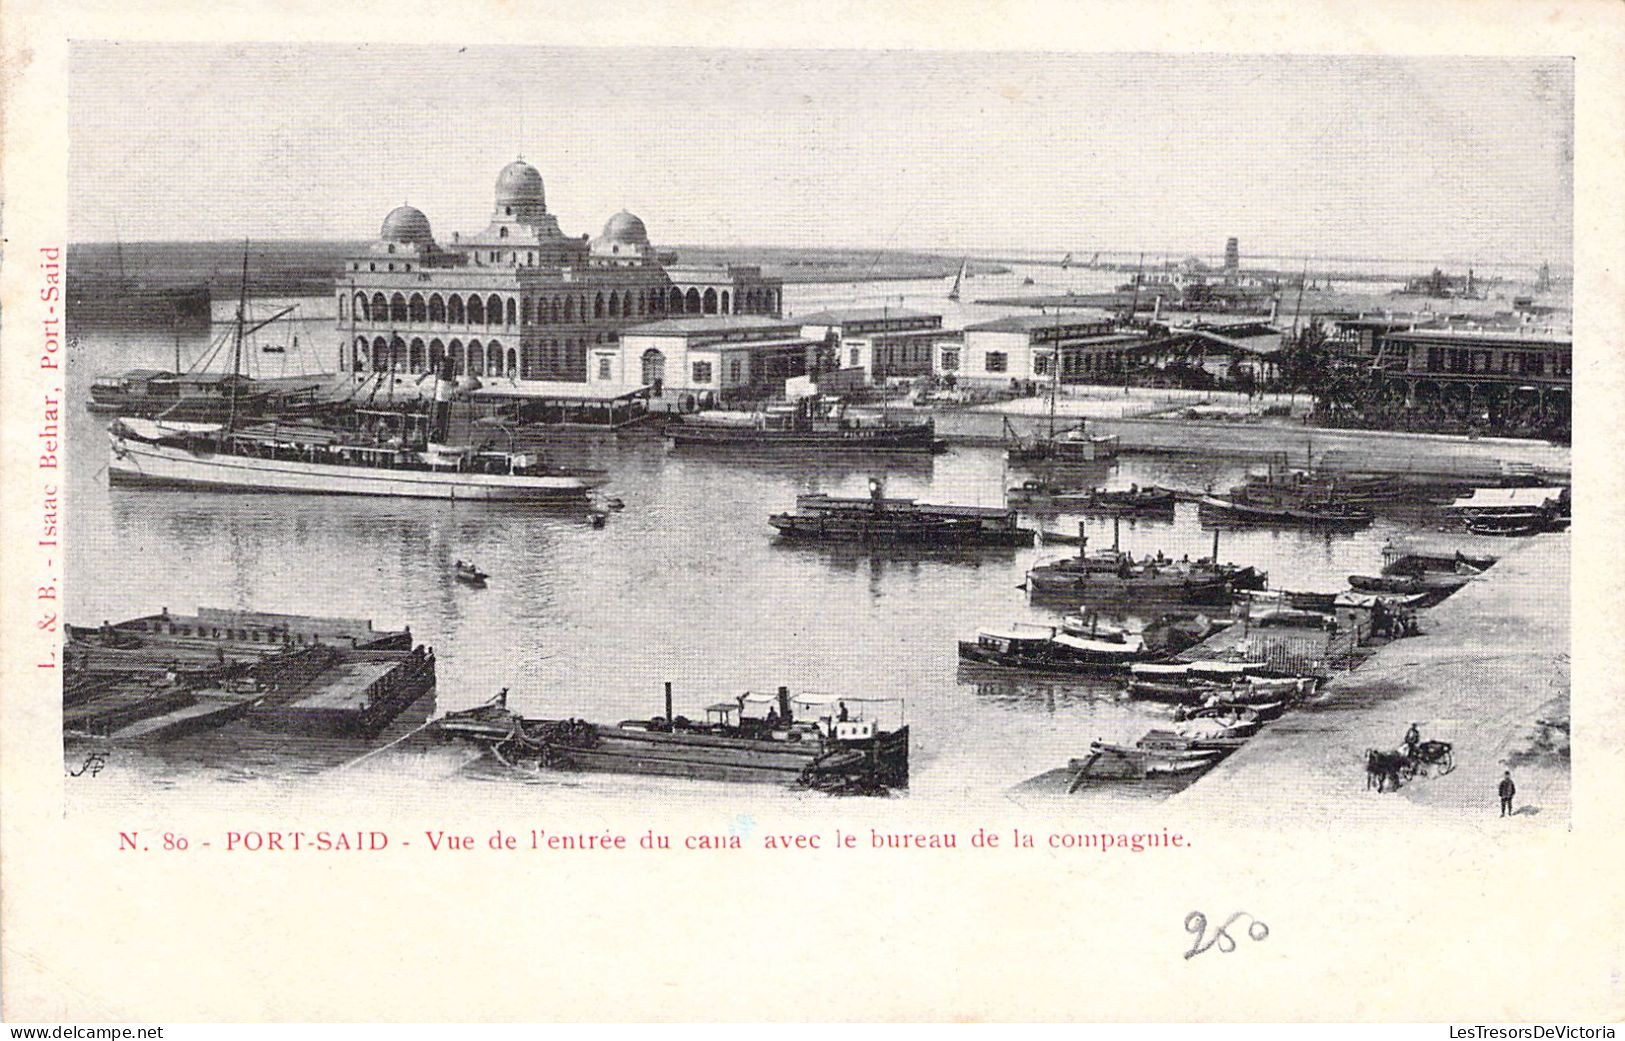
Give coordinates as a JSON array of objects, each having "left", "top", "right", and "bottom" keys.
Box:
[{"left": 107, "top": 252, "right": 607, "bottom": 501}]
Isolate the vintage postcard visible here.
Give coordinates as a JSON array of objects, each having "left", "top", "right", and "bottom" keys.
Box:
[{"left": 2, "top": 0, "right": 1621, "bottom": 1025}]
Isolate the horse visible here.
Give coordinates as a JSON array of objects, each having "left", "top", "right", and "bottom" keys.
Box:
[{"left": 1366, "top": 749, "right": 1409, "bottom": 792}]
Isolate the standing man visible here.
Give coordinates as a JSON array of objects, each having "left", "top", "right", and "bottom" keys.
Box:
[{"left": 1499, "top": 770, "right": 1517, "bottom": 817}]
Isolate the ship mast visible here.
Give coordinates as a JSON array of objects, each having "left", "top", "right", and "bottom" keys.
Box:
[
  {"left": 1048, "top": 305, "right": 1061, "bottom": 441},
  {"left": 227, "top": 242, "right": 248, "bottom": 430}
]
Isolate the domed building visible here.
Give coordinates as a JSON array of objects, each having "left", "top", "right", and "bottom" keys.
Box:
[
  {"left": 336, "top": 158, "right": 782, "bottom": 387},
  {"left": 378, "top": 205, "right": 435, "bottom": 249}
]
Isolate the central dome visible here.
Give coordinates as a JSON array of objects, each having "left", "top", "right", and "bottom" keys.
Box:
[
  {"left": 380, "top": 205, "right": 434, "bottom": 247},
  {"left": 601, "top": 210, "right": 649, "bottom": 246},
  {"left": 495, "top": 160, "right": 545, "bottom": 210}
]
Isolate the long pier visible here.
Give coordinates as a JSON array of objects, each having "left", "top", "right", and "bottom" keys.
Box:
[{"left": 1176, "top": 532, "right": 1570, "bottom": 824}]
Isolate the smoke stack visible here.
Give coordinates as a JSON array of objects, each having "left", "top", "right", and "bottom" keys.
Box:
[
  {"left": 777, "top": 686, "right": 792, "bottom": 723},
  {"left": 665, "top": 681, "right": 673, "bottom": 724},
  {"left": 429, "top": 355, "right": 455, "bottom": 444}
]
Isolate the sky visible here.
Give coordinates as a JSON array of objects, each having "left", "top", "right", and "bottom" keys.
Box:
[{"left": 68, "top": 44, "right": 1573, "bottom": 266}]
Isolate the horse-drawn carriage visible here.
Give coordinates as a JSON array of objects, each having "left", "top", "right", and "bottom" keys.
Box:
[{"left": 1366, "top": 740, "right": 1454, "bottom": 792}]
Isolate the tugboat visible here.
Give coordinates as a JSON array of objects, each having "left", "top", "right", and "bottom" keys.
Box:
[
  {"left": 769, "top": 478, "right": 1035, "bottom": 547},
  {"left": 432, "top": 684, "right": 909, "bottom": 794},
  {"left": 667, "top": 395, "right": 940, "bottom": 453}
]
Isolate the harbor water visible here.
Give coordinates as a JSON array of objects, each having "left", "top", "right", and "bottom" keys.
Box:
[{"left": 64, "top": 278, "right": 1463, "bottom": 801}]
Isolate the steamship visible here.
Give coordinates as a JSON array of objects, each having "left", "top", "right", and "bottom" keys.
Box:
[
  {"left": 432, "top": 685, "right": 910, "bottom": 793},
  {"left": 109, "top": 362, "right": 606, "bottom": 501}
]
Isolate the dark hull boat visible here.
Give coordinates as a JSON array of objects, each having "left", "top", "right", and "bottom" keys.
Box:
[
  {"left": 1025, "top": 555, "right": 1246, "bottom": 604},
  {"left": 1006, "top": 481, "right": 1176, "bottom": 514},
  {"left": 668, "top": 397, "right": 940, "bottom": 453},
  {"left": 1076, "top": 487, "right": 1178, "bottom": 513},
  {"left": 432, "top": 686, "right": 908, "bottom": 794},
  {"left": 770, "top": 485, "right": 1034, "bottom": 547},
  {"left": 1197, "top": 495, "right": 1373, "bottom": 528},
  {"left": 1348, "top": 574, "right": 1426, "bottom": 595},
  {"left": 957, "top": 624, "right": 1158, "bottom": 676}
]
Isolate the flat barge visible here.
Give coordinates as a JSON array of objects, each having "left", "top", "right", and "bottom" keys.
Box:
[
  {"left": 770, "top": 482, "right": 1034, "bottom": 547},
  {"left": 64, "top": 607, "right": 434, "bottom": 741},
  {"left": 433, "top": 685, "right": 908, "bottom": 794}
]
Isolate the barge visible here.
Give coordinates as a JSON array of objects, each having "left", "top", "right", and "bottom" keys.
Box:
[
  {"left": 433, "top": 685, "right": 908, "bottom": 794},
  {"left": 770, "top": 481, "right": 1034, "bottom": 547},
  {"left": 64, "top": 607, "right": 435, "bottom": 742}
]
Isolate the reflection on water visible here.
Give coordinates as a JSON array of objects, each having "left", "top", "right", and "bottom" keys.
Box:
[{"left": 65, "top": 296, "right": 1466, "bottom": 800}]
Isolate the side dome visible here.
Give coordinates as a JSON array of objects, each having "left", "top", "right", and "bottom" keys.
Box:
[
  {"left": 495, "top": 160, "right": 545, "bottom": 210},
  {"left": 380, "top": 205, "right": 434, "bottom": 247},
  {"left": 601, "top": 210, "right": 649, "bottom": 246}
]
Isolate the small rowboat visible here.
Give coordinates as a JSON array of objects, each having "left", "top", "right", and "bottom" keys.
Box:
[
  {"left": 1349, "top": 574, "right": 1426, "bottom": 595},
  {"left": 454, "top": 561, "right": 489, "bottom": 586},
  {"left": 1136, "top": 731, "right": 1250, "bottom": 753}
]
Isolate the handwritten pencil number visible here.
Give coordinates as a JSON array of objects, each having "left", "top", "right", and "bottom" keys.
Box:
[{"left": 1184, "top": 911, "right": 1268, "bottom": 959}]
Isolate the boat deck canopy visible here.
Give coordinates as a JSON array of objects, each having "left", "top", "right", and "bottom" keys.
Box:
[{"left": 1447, "top": 487, "right": 1567, "bottom": 511}]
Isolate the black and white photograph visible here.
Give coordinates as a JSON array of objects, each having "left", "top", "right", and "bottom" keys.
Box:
[
  {"left": 2, "top": 2, "right": 1619, "bottom": 1028},
  {"left": 57, "top": 45, "right": 1573, "bottom": 813}
]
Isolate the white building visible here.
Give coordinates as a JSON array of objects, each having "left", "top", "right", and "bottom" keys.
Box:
[
  {"left": 590, "top": 315, "right": 820, "bottom": 408},
  {"left": 955, "top": 311, "right": 1144, "bottom": 386},
  {"left": 795, "top": 308, "right": 959, "bottom": 382}
]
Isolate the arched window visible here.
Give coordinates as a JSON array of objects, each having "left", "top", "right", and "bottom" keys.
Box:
[
  {"left": 550, "top": 298, "right": 562, "bottom": 323},
  {"left": 498, "top": 226, "right": 509, "bottom": 238},
  {"left": 409, "top": 338, "right": 426, "bottom": 373},
  {"left": 468, "top": 340, "right": 485, "bottom": 377},
  {"left": 448, "top": 339, "right": 465, "bottom": 376},
  {"left": 467, "top": 295, "right": 485, "bottom": 324},
  {"left": 594, "top": 293, "right": 605, "bottom": 319},
  {"left": 488, "top": 340, "right": 504, "bottom": 376},
  {"left": 636, "top": 292, "right": 646, "bottom": 316},
  {"left": 338, "top": 295, "right": 347, "bottom": 320},
  {"left": 523, "top": 298, "right": 534, "bottom": 324},
  {"left": 685, "top": 288, "right": 701, "bottom": 314},
  {"left": 507, "top": 348, "right": 518, "bottom": 376},
  {"left": 355, "top": 337, "right": 369, "bottom": 372},
  {"left": 408, "top": 293, "right": 426, "bottom": 322},
  {"left": 763, "top": 290, "right": 776, "bottom": 313},
  {"left": 390, "top": 293, "right": 408, "bottom": 322},
  {"left": 607, "top": 292, "right": 620, "bottom": 318},
  {"left": 721, "top": 290, "right": 731, "bottom": 314},
  {"left": 353, "top": 292, "right": 369, "bottom": 320},
  {"left": 641, "top": 349, "right": 665, "bottom": 387},
  {"left": 390, "top": 336, "right": 407, "bottom": 371},
  {"left": 429, "top": 339, "right": 444, "bottom": 371},
  {"left": 703, "top": 288, "right": 718, "bottom": 314},
  {"left": 506, "top": 298, "right": 517, "bottom": 326},
  {"left": 371, "top": 292, "right": 388, "bottom": 320},
  {"left": 371, "top": 336, "right": 388, "bottom": 373},
  {"left": 448, "top": 294, "right": 465, "bottom": 324},
  {"left": 428, "top": 294, "right": 446, "bottom": 323},
  {"left": 563, "top": 297, "right": 575, "bottom": 321},
  {"left": 487, "top": 294, "right": 503, "bottom": 327}
]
